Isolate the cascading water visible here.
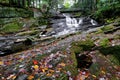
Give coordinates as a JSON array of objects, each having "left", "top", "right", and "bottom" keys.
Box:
[
  {"left": 64, "top": 14, "right": 80, "bottom": 28},
  {"left": 49, "top": 14, "right": 98, "bottom": 37},
  {"left": 90, "top": 19, "right": 98, "bottom": 25}
]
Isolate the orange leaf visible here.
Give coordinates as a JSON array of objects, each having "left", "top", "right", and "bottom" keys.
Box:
[
  {"left": 28, "top": 75, "right": 34, "bottom": 80},
  {"left": 33, "top": 60, "right": 38, "bottom": 65},
  {"left": 59, "top": 63, "right": 66, "bottom": 67}
]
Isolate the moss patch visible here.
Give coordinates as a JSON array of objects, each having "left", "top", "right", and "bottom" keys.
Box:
[
  {"left": 99, "top": 38, "right": 110, "bottom": 48},
  {"left": 1, "top": 22, "right": 22, "bottom": 33},
  {"left": 101, "top": 25, "right": 114, "bottom": 32}
]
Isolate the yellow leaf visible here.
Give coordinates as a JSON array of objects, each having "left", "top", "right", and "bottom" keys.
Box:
[
  {"left": 37, "top": 79, "right": 40, "bottom": 80},
  {"left": 92, "top": 75, "right": 96, "bottom": 78},
  {"left": 28, "top": 75, "right": 34, "bottom": 80},
  {"left": 12, "top": 76, "right": 17, "bottom": 80},
  {"left": 0, "top": 61, "right": 3, "bottom": 65},
  {"left": 101, "top": 70, "right": 106, "bottom": 74},
  {"left": 46, "top": 73, "right": 52, "bottom": 77},
  {"left": 49, "top": 69, "right": 54, "bottom": 73},
  {"left": 44, "top": 67, "right": 48, "bottom": 71},
  {"left": 57, "top": 68, "right": 62, "bottom": 71},
  {"left": 33, "top": 65, "right": 39, "bottom": 70},
  {"left": 59, "top": 63, "right": 66, "bottom": 67}
]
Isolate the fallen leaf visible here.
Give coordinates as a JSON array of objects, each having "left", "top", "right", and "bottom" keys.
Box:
[
  {"left": 7, "top": 74, "right": 15, "bottom": 80},
  {"left": 49, "top": 69, "right": 54, "bottom": 73},
  {"left": 28, "top": 75, "right": 34, "bottom": 80},
  {"left": 33, "top": 65, "right": 39, "bottom": 70},
  {"left": 46, "top": 73, "right": 52, "bottom": 77},
  {"left": 101, "top": 70, "right": 106, "bottom": 74},
  {"left": 33, "top": 60, "right": 38, "bottom": 65},
  {"left": 59, "top": 63, "right": 66, "bottom": 67},
  {"left": 92, "top": 75, "right": 96, "bottom": 78},
  {"left": 0, "top": 61, "right": 3, "bottom": 65}
]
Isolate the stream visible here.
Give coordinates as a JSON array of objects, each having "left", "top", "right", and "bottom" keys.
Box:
[{"left": 0, "top": 13, "right": 100, "bottom": 55}]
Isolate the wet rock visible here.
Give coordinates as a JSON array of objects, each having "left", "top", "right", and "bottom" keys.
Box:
[{"left": 16, "top": 74, "right": 28, "bottom": 80}]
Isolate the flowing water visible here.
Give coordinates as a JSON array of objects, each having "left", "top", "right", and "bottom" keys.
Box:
[{"left": 50, "top": 14, "right": 98, "bottom": 37}]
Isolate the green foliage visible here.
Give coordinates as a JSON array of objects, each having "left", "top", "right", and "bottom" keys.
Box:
[
  {"left": 94, "top": 1, "right": 120, "bottom": 21},
  {"left": 0, "top": 22, "right": 22, "bottom": 33},
  {"left": 56, "top": 73, "right": 68, "bottom": 80},
  {"left": 109, "top": 55, "right": 120, "bottom": 66},
  {"left": 0, "top": 7, "right": 33, "bottom": 18},
  {"left": 38, "top": 18, "right": 49, "bottom": 26},
  {"left": 64, "top": 2, "right": 70, "bottom": 8},
  {"left": 100, "top": 38, "right": 110, "bottom": 48}
]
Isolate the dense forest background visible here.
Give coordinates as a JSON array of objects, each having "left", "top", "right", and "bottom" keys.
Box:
[{"left": 0, "top": 0, "right": 120, "bottom": 19}]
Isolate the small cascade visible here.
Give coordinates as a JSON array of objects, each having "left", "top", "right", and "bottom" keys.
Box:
[
  {"left": 78, "top": 18, "right": 83, "bottom": 25},
  {"left": 72, "top": 18, "right": 79, "bottom": 27},
  {"left": 66, "top": 16, "right": 73, "bottom": 28},
  {"left": 64, "top": 14, "right": 79, "bottom": 28},
  {"left": 90, "top": 19, "right": 98, "bottom": 25}
]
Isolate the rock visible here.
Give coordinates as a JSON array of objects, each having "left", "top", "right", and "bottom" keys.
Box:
[
  {"left": 0, "top": 51, "right": 4, "bottom": 55},
  {"left": 16, "top": 74, "right": 28, "bottom": 80},
  {"left": 23, "top": 38, "right": 32, "bottom": 45},
  {"left": 15, "top": 39, "right": 26, "bottom": 43}
]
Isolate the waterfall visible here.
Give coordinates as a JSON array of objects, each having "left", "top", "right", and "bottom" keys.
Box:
[
  {"left": 66, "top": 16, "right": 73, "bottom": 28},
  {"left": 63, "top": 14, "right": 79, "bottom": 28},
  {"left": 78, "top": 18, "right": 83, "bottom": 25},
  {"left": 72, "top": 18, "right": 79, "bottom": 27},
  {"left": 52, "top": 14, "right": 99, "bottom": 37},
  {"left": 91, "top": 19, "right": 98, "bottom": 25}
]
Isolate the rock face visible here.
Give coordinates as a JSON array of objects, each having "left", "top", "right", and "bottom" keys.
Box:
[{"left": 0, "top": 36, "right": 32, "bottom": 55}]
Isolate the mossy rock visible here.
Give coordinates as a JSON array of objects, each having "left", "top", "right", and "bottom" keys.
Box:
[
  {"left": 63, "top": 52, "right": 78, "bottom": 76},
  {"left": 109, "top": 55, "right": 120, "bottom": 66},
  {"left": 89, "top": 63, "right": 100, "bottom": 77},
  {"left": 101, "top": 25, "right": 114, "bottom": 32},
  {"left": 0, "top": 22, "right": 22, "bottom": 33},
  {"left": 70, "top": 46, "right": 83, "bottom": 54},
  {"left": 99, "top": 45, "right": 120, "bottom": 65},
  {"left": 71, "top": 39, "right": 94, "bottom": 53},
  {"left": 95, "top": 28, "right": 103, "bottom": 34},
  {"left": 16, "top": 30, "right": 39, "bottom": 36}
]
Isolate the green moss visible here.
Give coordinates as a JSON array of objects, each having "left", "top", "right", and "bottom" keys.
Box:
[
  {"left": 109, "top": 55, "right": 119, "bottom": 66},
  {"left": 99, "top": 38, "right": 110, "bottom": 48},
  {"left": 64, "top": 53, "right": 78, "bottom": 76},
  {"left": 89, "top": 63, "right": 100, "bottom": 77},
  {"left": 70, "top": 46, "right": 82, "bottom": 54},
  {"left": 56, "top": 73, "right": 68, "bottom": 80},
  {"left": 1, "top": 22, "right": 22, "bottom": 33},
  {"left": 99, "top": 45, "right": 120, "bottom": 65},
  {"left": 71, "top": 39, "right": 94, "bottom": 54},
  {"left": 101, "top": 25, "right": 114, "bottom": 32},
  {"left": 95, "top": 28, "right": 103, "bottom": 34},
  {"left": 114, "top": 35, "right": 120, "bottom": 39}
]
